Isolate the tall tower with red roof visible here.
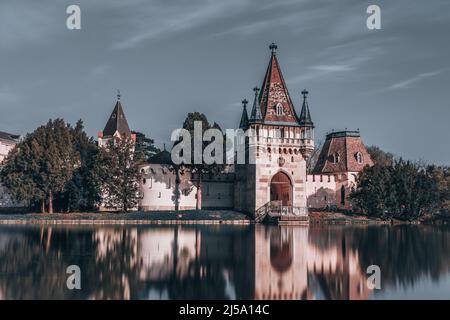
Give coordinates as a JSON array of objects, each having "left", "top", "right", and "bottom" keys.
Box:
[{"left": 235, "top": 44, "right": 314, "bottom": 216}]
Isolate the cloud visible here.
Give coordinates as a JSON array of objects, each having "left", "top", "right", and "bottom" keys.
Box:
[
  {"left": 112, "top": 0, "right": 248, "bottom": 50},
  {"left": 310, "top": 65, "right": 354, "bottom": 72},
  {"left": 389, "top": 71, "right": 441, "bottom": 90},
  {"left": 289, "top": 46, "right": 384, "bottom": 83}
]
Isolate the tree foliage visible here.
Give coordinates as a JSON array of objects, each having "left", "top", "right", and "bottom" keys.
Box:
[
  {"left": 350, "top": 158, "right": 449, "bottom": 220},
  {"left": 0, "top": 119, "right": 80, "bottom": 213},
  {"left": 0, "top": 119, "right": 147, "bottom": 214},
  {"left": 97, "top": 137, "right": 141, "bottom": 212},
  {"left": 132, "top": 131, "right": 160, "bottom": 162},
  {"left": 366, "top": 145, "right": 394, "bottom": 167},
  {"left": 174, "top": 112, "right": 225, "bottom": 210}
]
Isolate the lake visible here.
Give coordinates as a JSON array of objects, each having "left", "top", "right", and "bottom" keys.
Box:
[{"left": 0, "top": 224, "right": 449, "bottom": 300}]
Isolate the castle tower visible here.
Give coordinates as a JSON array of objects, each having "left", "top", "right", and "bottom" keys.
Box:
[
  {"left": 313, "top": 130, "right": 373, "bottom": 208},
  {"left": 235, "top": 44, "right": 314, "bottom": 216},
  {"left": 98, "top": 91, "right": 135, "bottom": 147}
]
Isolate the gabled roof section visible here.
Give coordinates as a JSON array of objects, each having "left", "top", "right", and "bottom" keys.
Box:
[
  {"left": 102, "top": 93, "right": 131, "bottom": 138},
  {"left": 259, "top": 43, "right": 300, "bottom": 125}
]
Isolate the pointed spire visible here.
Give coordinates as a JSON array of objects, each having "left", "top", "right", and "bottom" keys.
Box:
[
  {"left": 269, "top": 42, "right": 278, "bottom": 55},
  {"left": 299, "top": 89, "right": 313, "bottom": 126},
  {"left": 102, "top": 91, "right": 132, "bottom": 137},
  {"left": 249, "top": 86, "right": 262, "bottom": 122},
  {"left": 259, "top": 43, "right": 299, "bottom": 124},
  {"left": 239, "top": 99, "right": 249, "bottom": 129}
]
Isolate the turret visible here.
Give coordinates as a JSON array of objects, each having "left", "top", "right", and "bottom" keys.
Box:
[{"left": 298, "top": 89, "right": 314, "bottom": 159}]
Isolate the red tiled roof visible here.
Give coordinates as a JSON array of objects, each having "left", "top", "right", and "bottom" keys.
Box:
[
  {"left": 313, "top": 131, "right": 374, "bottom": 174},
  {"left": 259, "top": 52, "right": 300, "bottom": 125}
]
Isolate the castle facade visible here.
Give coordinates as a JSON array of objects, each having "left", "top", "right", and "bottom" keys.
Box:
[{"left": 123, "top": 45, "right": 373, "bottom": 216}]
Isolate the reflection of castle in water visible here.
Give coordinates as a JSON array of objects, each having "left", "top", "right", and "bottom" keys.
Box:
[
  {"left": 1, "top": 225, "right": 449, "bottom": 300},
  {"left": 133, "top": 225, "right": 371, "bottom": 300}
]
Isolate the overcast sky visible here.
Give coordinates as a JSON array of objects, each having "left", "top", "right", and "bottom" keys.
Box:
[{"left": 0, "top": 0, "right": 449, "bottom": 165}]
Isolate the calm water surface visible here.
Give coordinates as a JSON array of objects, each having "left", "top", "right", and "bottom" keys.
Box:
[{"left": 0, "top": 224, "right": 449, "bottom": 300}]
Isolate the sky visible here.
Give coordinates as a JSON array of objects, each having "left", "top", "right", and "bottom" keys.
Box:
[{"left": 0, "top": 0, "right": 449, "bottom": 165}]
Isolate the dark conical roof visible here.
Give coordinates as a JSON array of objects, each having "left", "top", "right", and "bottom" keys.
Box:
[
  {"left": 239, "top": 99, "right": 249, "bottom": 129},
  {"left": 249, "top": 87, "right": 262, "bottom": 123},
  {"left": 298, "top": 90, "right": 313, "bottom": 127},
  {"left": 103, "top": 98, "right": 131, "bottom": 138}
]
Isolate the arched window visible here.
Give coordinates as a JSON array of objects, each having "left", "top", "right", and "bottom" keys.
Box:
[
  {"left": 333, "top": 152, "right": 340, "bottom": 164},
  {"left": 355, "top": 152, "right": 363, "bottom": 164},
  {"left": 276, "top": 103, "right": 284, "bottom": 116}
]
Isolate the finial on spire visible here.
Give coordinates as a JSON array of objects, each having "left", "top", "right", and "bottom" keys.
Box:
[
  {"left": 302, "top": 89, "right": 309, "bottom": 99},
  {"left": 253, "top": 86, "right": 260, "bottom": 95},
  {"left": 117, "top": 89, "right": 121, "bottom": 101},
  {"left": 269, "top": 42, "right": 278, "bottom": 55},
  {"left": 163, "top": 143, "right": 166, "bottom": 151},
  {"left": 242, "top": 99, "right": 249, "bottom": 108}
]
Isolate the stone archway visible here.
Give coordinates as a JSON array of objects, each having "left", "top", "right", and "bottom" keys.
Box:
[{"left": 270, "top": 171, "right": 292, "bottom": 206}]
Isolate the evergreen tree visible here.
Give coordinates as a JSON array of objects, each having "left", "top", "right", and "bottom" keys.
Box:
[
  {"left": 350, "top": 158, "right": 444, "bottom": 220},
  {"left": 174, "top": 112, "right": 225, "bottom": 210},
  {"left": 0, "top": 119, "right": 78, "bottom": 213},
  {"left": 98, "top": 137, "right": 141, "bottom": 212},
  {"left": 132, "top": 131, "right": 160, "bottom": 162},
  {"left": 62, "top": 120, "right": 102, "bottom": 212}
]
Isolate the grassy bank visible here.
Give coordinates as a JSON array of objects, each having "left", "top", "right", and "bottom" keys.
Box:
[{"left": 0, "top": 210, "right": 251, "bottom": 225}]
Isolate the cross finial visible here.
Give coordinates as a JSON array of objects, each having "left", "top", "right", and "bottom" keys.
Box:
[
  {"left": 242, "top": 99, "right": 249, "bottom": 108},
  {"left": 301, "top": 89, "right": 309, "bottom": 99},
  {"left": 117, "top": 89, "right": 121, "bottom": 101},
  {"left": 269, "top": 42, "right": 278, "bottom": 55},
  {"left": 253, "top": 86, "right": 260, "bottom": 95}
]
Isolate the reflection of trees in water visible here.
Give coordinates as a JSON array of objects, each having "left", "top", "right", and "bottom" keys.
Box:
[
  {"left": 0, "top": 225, "right": 253, "bottom": 300},
  {"left": 308, "top": 225, "right": 450, "bottom": 290},
  {"left": 1, "top": 224, "right": 448, "bottom": 299},
  {"left": 0, "top": 226, "right": 95, "bottom": 299},
  {"left": 0, "top": 226, "right": 141, "bottom": 300}
]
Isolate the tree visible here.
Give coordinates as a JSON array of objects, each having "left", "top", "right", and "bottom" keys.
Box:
[
  {"left": 0, "top": 119, "right": 78, "bottom": 213},
  {"left": 62, "top": 120, "right": 103, "bottom": 212},
  {"left": 173, "top": 112, "right": 225, "bottom": 210},
  {"left": 132, "top": 131, "right": 160, "bottom": 162},
  {"left": 350, "top": 159, "right": 441, "bottom": 220},
  {"left": 366, "top": 145, "right": 394, "bottom": 167},
  {"left": 98, "top": 137, "right": 141, "bottom": 212}
]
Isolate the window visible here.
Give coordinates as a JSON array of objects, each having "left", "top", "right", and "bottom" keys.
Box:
[
  {"left": 276, "top": 103, "right": 283, "bottom": 115},
  {"left": 355, "top": 152, "right": 363, "bottom": 164},
  {"left": 333, "top": 152, "right": 340, "bottom": 164}
]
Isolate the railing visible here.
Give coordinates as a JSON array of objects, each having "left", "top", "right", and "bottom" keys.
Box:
[{"left": 255, "top": 201, "right": 308, "bottom": 222}]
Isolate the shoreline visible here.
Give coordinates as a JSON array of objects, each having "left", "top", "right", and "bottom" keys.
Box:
[{"left": 0, "top": 210, "right": 444, "bottom": 226}]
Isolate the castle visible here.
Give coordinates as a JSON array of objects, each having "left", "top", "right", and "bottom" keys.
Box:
[{"left": 98, "top": 44, "right": 373, "bottom": 216}]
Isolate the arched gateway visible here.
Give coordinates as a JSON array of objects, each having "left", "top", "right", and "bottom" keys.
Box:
[{"left": 270, "top": 171, "right": 292, "bottom": 206}]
